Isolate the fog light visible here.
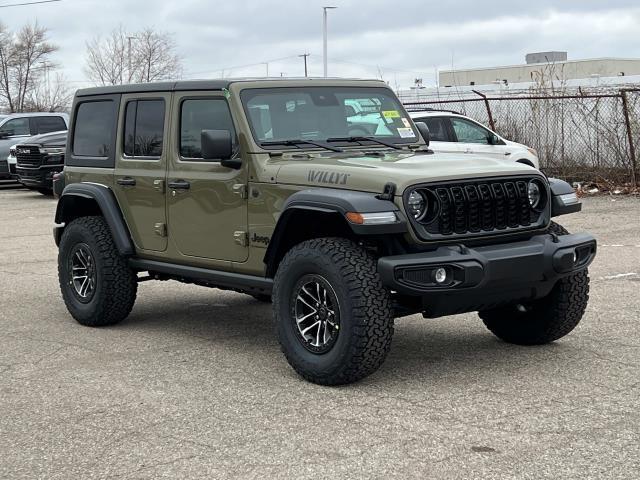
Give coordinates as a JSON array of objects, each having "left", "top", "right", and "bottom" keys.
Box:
[{"left": 434, "top": 267, "right": 448, "bottom": 284}]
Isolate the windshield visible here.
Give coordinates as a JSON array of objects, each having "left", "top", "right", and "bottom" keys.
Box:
[{"left": 240, "top": 86, "right": 418, "bottom": 148}]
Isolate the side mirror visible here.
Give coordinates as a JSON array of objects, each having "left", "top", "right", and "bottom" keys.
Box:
[
  {"left": 201, "top": 129, "right": 241, "bottom": 169},
  {"left": 201, "top": 129, "right": 233, "bottom": 160},
  {"left": 414, "top": 122, "right": 430, "bottom": 147},
  {"left": 0, "top": 131, "right": 9, "bottom": 140},
  {"left": 487, "top": 133, "right": 500, "bottom": 145}
]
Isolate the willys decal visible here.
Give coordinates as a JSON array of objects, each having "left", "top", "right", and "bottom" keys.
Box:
[{"left": 307, "top": 170, "right": 351, "bottom": 185}]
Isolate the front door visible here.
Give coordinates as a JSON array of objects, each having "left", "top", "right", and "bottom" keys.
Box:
[
  {"left": 0, "top": 116, "right": 32, "bottom": 160},
  {"left": 412, "top": 116, "right": 462, "bottom": 154},
  {"left": 167, "top": 92, "right": 249, "bottom": 263},
  {"left": 449, "top": 117, "right": 510, "bottom": 160},
  {"left": 113, "top": 93, "right": 170, "bottom": 252}
]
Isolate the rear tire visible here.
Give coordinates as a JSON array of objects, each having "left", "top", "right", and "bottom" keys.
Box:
[
  {"left": 479, "top": 221, "right": 590, "bottom": 345},
  {"left": 273, "top": 237, "right": 394, "bottom": 385},
  {"left": 58, "top": 216, "right": 137, "bottom": 327}
]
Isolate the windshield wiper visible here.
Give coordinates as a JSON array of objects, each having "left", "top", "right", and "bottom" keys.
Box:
[
  {"left": 326, "top": 136, "right": 403, "bottom": 150},
  {"left": 260, "top": 139, "right": 344, "bottom": 153}
]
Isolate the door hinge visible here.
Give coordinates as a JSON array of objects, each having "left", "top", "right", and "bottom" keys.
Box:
[
  {"left": 234, "top": 231, "right": 249, "bottom": 247},
  {"left": 232, "top": 183, "right": 248, "bottom": 199},
  {"left": 153, "top": 179, "right": 165, "bottom": 193},
  {"left": 154, "top": 223, "right": 167, "bottom": 237}
]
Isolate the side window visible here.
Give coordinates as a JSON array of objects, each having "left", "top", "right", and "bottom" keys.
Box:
[
  {"left": 36, "top": 116, "right": 67, "bottom": 134},
  {"left": 123, "top": 99, "right": 165, "bottom": 157},
  {"left": 180, "top": 98, "right": 235, "bottom": 159},
  {"left": 0, "top": 117, "right": 30, "bottom": 136},
  {"left": 415, "top": 117, "right": 450, "bottom": 142},
  {"left": 451, "top": 118, "right": 490, "bottom": 144},
  {"left": 73, "top": 101, "right": 116, "bottom": 157}
]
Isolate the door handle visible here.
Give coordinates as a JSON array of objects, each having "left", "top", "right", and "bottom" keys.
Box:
[
  {"left": 168, "top": 179, "right": 191, "bottom": 190},
  {"left": 117, "top": 177, "right": 136, "bottom": 187}
]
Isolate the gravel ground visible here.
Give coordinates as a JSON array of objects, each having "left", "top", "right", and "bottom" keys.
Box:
[{"left": 0, "top": 190, "right": 638, "bottom": 479}]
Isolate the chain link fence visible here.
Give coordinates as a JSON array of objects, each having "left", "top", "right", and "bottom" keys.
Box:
[{"left": 403, "top": 88, "right": 640, "bottom": 186}]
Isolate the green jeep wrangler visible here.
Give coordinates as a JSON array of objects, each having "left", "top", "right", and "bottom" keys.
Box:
[{"left": 54, "top": 78, "right": 597, "bottom": 385}]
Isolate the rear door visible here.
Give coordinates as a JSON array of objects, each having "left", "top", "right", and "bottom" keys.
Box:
[
  {"left": 35, "top": 116, "right": 67, "bottom": 135},
  {"left": 167, "top": 92, "right": 249, "bottom": 263},
  {"left": 113, "top": 93, "right": 171, "bottom": 252}
]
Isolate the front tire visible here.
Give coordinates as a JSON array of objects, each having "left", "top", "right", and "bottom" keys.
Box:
[
  {"left": 58, "top": 216, "right": 138, "bottom": 327},
  {"left": 479, "top": 221, "right": 590, "bottom": 345},
  {"left": 273, "top": 238, "right": 394, "bottom": 385}
]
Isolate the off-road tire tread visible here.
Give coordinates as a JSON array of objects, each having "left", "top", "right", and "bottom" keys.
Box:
[
  {"left": 59, "top": 216, "right": 137, "bottom": 327},
  {"left": 273, "top": 237, "right": 393, "bottom": 385},
  {"left": 479, "top": 221, "right": 590, "bottom": 345}
]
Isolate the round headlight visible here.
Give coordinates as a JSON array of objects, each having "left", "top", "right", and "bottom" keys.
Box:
[
  {"left": 528, "top": 181, "right": 542, "bottom": 209},
  {"left": 407, "top": 190, "right": 427, "bottom": 220}
]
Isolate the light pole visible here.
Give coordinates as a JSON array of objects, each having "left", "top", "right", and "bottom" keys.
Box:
[
  {"left": 127, "top": 36, "right": 137, "bottom": 83},
  {"left": 322, "top": 6, "right": 337, "bottom": 77},
  {"left": 299, "top": 53, "right": 310, "bottom": 77},
  {"left": 262, "top": 62, "right": 269, "bottom": 77}
]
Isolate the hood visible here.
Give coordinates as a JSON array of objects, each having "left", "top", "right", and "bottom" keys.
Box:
[
  {"left": 273, "top": 149, "right": 542, "bottom": 194},
  {"left": 21, "top": 130, "right": 67, "bottom": 147}
]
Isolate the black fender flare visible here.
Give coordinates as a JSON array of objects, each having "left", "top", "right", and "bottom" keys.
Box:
[
  {"left": 263, "top": 188, "right": 407, "bottom": 273},
  {"left": 54, "top": 183, "right": 135, "bottom": 256},
  {"left": 548, "top": 178, "right": 581, "bottom": 217}
]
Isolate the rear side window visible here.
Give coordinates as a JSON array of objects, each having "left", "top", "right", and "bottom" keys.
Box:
[
  {"left": 123, "top": 100, "right": 165, "bottom": 157},
  {"left": 414, "top": 117, "right": 450, "bottom": 142},
  {"left": 36, "top": 116, "right": 66, "bottom": 134},
  {"left": 73, "top": 101, "right": 116, "bottom": 157},
  {"left": 180, "top": 99, "right": 235, "bottom": 159}
]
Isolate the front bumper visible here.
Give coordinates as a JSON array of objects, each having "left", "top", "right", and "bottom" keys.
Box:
[
  {"left": 0, "top": 159, "right": 9, "bottom": 179},
  {"left": 16, "top": 165, "right": 61, "bottom": 189},
  {"left": 378, "top": 232, "right": 597, "bottom": 318}
]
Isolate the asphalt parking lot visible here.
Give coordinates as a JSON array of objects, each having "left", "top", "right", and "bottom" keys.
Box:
[{"left": 0, "top": 188, "right": 638, "bottom": 479}]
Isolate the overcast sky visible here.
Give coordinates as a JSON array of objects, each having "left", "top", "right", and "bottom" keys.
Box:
[{"left": 2, "top": 0, "right": 640, "bottom": 90}]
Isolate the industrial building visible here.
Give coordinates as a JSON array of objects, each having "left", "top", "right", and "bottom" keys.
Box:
[{"left": 439, "top": 52, "right": 640, "bottom": 87}]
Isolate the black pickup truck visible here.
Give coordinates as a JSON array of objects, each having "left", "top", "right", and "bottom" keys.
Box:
[{"left": 15, "top": 130, "right": 67, "bottom": 195}]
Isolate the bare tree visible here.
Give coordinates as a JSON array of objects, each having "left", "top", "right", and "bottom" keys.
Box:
[
  {"left": 85, "top": 26, "right": 182, "bottom": 86},
  {"left": 0, "top": 21, "right": 59, "bottom": 113},
  {"left": 25, "top": 72, "right": 72, "bottom": 112},
  {"left": 132, "top": 28, "right": 182, "bottom": 83}
]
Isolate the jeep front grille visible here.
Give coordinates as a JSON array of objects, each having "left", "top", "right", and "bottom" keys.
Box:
[
  {"left": 405, "top": 176, "right": 549, "bottom": 240},
  {"left": 16, "top": 146, "right": 43, "bottom": 167}
]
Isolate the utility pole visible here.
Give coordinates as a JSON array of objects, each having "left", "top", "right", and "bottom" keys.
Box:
[
  {"left": 127, "top": 35, "right": 137, "bottom": 83},
  {"left": 299, "top": 53, "right": 310, "bottom": 77},
  {"left": 262, "top": 62, "right": 269, "bottom": 77},
  {"left": 322, "top": 6, "right": 337, "bottom": 77}
]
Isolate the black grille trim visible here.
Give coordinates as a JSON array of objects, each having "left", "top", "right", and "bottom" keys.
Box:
[
  {"left": 16, "top": 145, "right": 44, "bottom": 168},
  {"left": 404, "top": 176, "right": 550, "bottom": 241}
]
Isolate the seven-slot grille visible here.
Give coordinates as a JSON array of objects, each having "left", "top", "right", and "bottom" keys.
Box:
[
  {"left": 408, "top": 177, "right": 546, "bottom": 238},
  {"left": 16, "top": 146, "right": 43, "bottom": 167}
]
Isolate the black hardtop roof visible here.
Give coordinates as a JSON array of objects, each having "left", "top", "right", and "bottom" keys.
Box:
[{"left": 75, "top": 77, "right": 386, "bottom": 97}]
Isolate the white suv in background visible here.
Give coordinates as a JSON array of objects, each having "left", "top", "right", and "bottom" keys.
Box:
[{"left": 408, "top": 110, "right": 540, "bottom": 169}]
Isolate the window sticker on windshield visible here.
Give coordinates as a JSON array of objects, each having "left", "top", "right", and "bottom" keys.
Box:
[
  {"left": 401, "top": 118, "right": 411, "bottom": 128},
  {"left": 397, "top": 127, "right": 416, "bottom": 138},
  {"left": 382, "top": 110, "right": 400, "bottom": 119}
]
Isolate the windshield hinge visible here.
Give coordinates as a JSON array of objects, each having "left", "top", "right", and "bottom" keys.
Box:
[{"left": 376, "top": 182, "right": 397, "bottom": 201}]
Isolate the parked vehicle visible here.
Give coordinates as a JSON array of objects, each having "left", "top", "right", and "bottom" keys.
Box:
[
  {"left": 3, "top": 144, "right": 18, "bottom": 178},
  {"left": 0, "top": 113, "right": 69, "bottom": 179},
  {"left": 408, "top": 110, "right": 540, "bottom": 169},
  {"left": 54, "top": 79, "right": 595, "bottom": 385},
  {"left": 15, "top": 130, "right": 67, "bottom": 195}
]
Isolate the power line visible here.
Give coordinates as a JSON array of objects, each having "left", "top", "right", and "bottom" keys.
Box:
[{"left": 0, "top": 0, "right": 62, "bottom": 7}]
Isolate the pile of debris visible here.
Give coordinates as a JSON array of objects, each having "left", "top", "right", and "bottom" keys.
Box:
[{"left": 573, "top": 181, "right": 640, "bottom": 197}]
